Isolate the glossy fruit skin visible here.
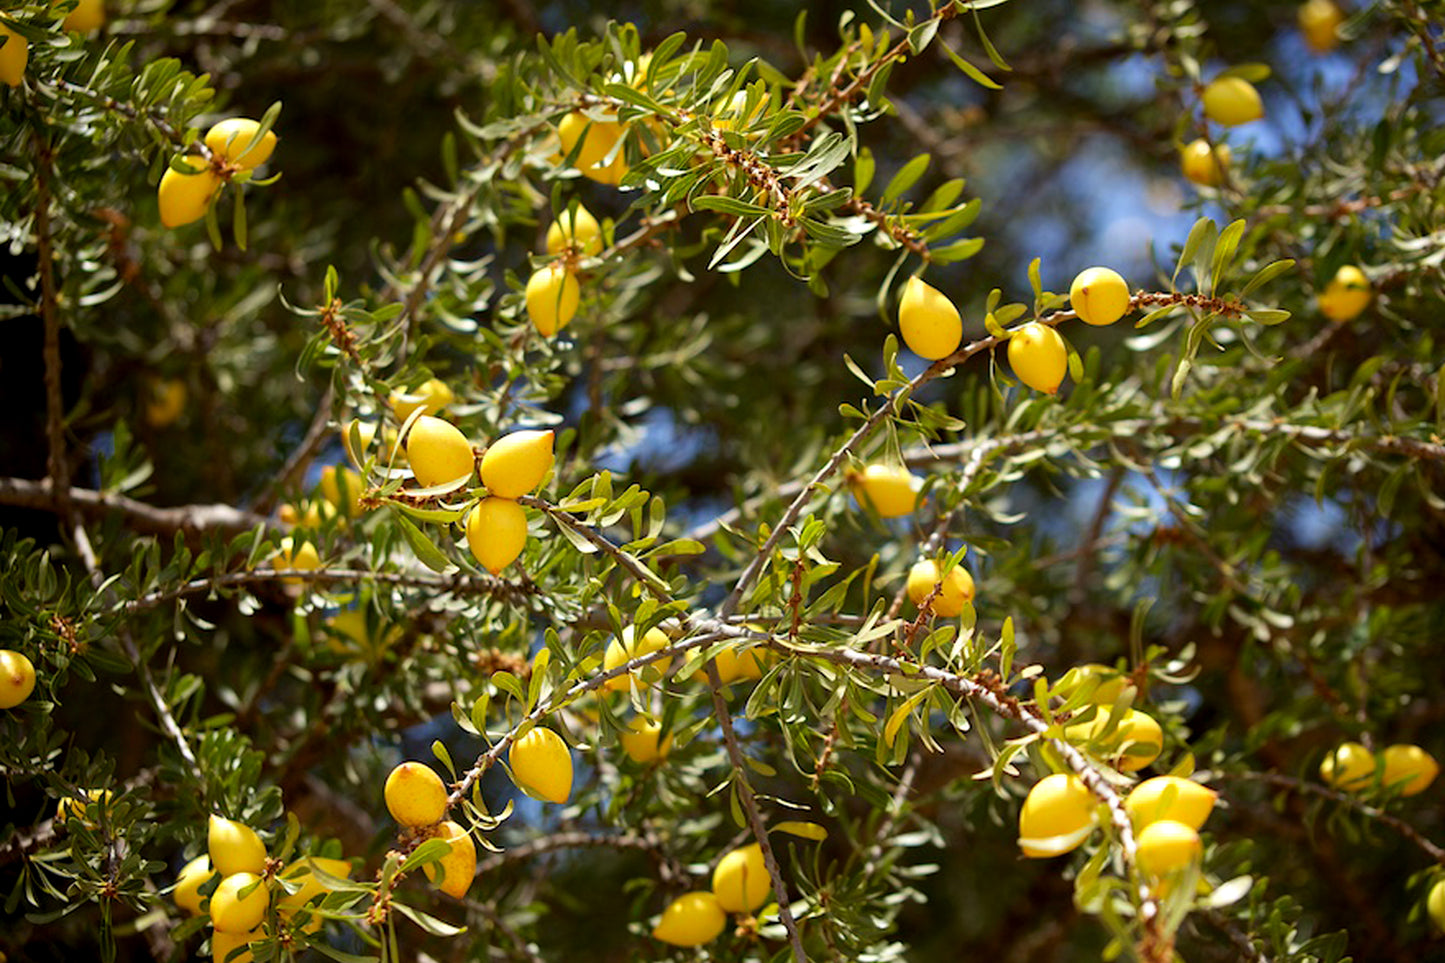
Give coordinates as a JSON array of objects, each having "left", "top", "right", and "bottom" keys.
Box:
[
  {"left": 906, "top": 559, "right": 975, "bottom": 617},
  {"left": 1007, "top": 322, "right": 1068, "bottom": 394},
  {"left": 509, "top": 726, "right": 573, "bottom": 804},
  {"left": 174, "top": 854, "right": 217, "bottom": 916},
  {"left": 1135, "top": 819, "right": 1202, "bottom": 878},
  {"left": 711, "top": 644, "right": 773, "bottom": 684},
  {"left": 405, "top": 415, "right": 474, "bottom": 489},
  {"left": 205, "top": 118, "right": 276, "bottom": 170},
  {"left": 60, "top": 0, "right": 106, "bottom": 32},
  {"left": 158, "top": 160, "right": 223, "bottom": 228},
  {"left": 208, "top": 815, "right": 268, "bottom": 877},
  {"left": 1181, "top": 139, "right": 1230, "bottom": 187},
  {"left": 1428, "top": 878, "right": 1445, "bottom": 931},
  {"left": 1018, "top": 773, "right": 1097, "bottom": 858},
  {"left": 481, "top": 429, "right": 555, "bottom": 498},
  {"left": 1069, "top": 267, "right": 1131, "bottom": 326},
  {"left": 1054, "top": 663, "right": 1135, "bottom": 705},
  {"left": 851, "top": 463, "right": 921, "bottom": 517},
  {"left": 712, "top": 843, "right": 770, "bottom": 913},
  {"left": 546, "top": 204, "right": 602, "bottom": 255},
  {"left": 1299, "top": 0, "right": 1344, "bottom": 52},
  {"left": 603, "top": 626, "right": 670, "bottom": 692},
  {"left": 465, "top": 497, "right": 527, "bottom": 574},
  {"left": 1319, "top": 741, "right": 1376, "bottom": 790},
  {"left": 1318, "top": 265, "right": 1371, "bottom": 321},
  {"left": 1066, "top": 708, "right": 1163, "bottom": 772},
  {"left": 56, "top": 788, "right": 112, "bottom": 827},
  {"left": 423, "top": 820, "right": 477, "bottom": 899},
  {"left": 390, "top": 378, "right": 454, "bottom": 423},
  {"left": 652, "top": 892, "right": 727, "bottom": 946},
  {"left": 620, "top": 717, "right": 672, "bottom": 763},
  {"left": 1125, "top": 776, "right": 1218, "bottom": 831},
  {"left": 0, "top": 25, "right": 28, "bottom": 87},
  {"left": 278, "top": 857, "right": 350, "bottom": 932},
  {"left": 0, "top": 649, "right": 37, "bottom": 709},
  {"left": 1380, "top": 744, "right": 1438, "bottom": 796},
  {"left": 557, "top": 111, "right": 628, "bottom": 185},
  {"left": 385, "top": 762, "right": 448, "bottom": 827},
  {"left": 898, "top": 276, "right": 963, "bottom": 360},
  {"left": 1202, "top": 77, "right": 1264, "bottom": 127},
  {"left": 211, "top": 872, "right": 269, "bottom": 933},
  {"left": 211, "top": 930, "right": 258, "bottom": 963},
  {"left": 525, "top": 263, "right": 581, "bottom": 336}
]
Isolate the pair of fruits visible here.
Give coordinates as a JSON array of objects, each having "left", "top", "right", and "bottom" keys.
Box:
[
  {"left": 524, "top": 201, "right": 602, "bottom": 336},
  {"left": 158, "top": 117, "right": 278, "bottom": 229},
  {"left": 1012, "top": 266, "right": 1131, "bottom": 394},
  {"left": 1317, "top": 264, "right": 1371, "bottom": 321},
  {"left": 1319, "top": 741, "right": 1439, "bottom": 796},
  {"left": 383, "top": 762, "right": 476, "bottom": 898},
  {"left": 0, "top": 649, "right": 37, "bottom": 708},
  {"left": 652, "top": 842, "right": 771, "bottom": 946}
]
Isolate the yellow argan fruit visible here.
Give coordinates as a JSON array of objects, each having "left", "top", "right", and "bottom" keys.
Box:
[
  {"left": 271, "top": 537, "right": 321, "bottom": 587},
  {"left": 1380, "top": 744, "right": 1439, "bottom": 796},
  {"left": 557, "top": 111, "right": 628, "bottom": 185},
  {"left": 1299, "top": 0, "right": 1344, "bottom": 53},
  {"left": 210, "top": 872, "right": 270, "bottom": 933},
  {"left": 344, "top": 419, "right": 405, "bottom": 468},
  {"left": 1065, "top": 708, "right": 1163, "bottom": 772},
  {"left": 158, "top": 159, "right": 224, "bottom": 229},
  {"left": 1319, "top": 741, "right": 1376, "bottom": 790},
  {"left": 384, "top": 762, "right": 448, "bottom": 828},
  {"left": 905, "top": 559, "right": 976, "bottom": 618},
  {"left": 144, "top": 377, "right": 187, "bottom": 428},
  {"left": 898, "top": 276, "right": 963, "bottom": 360},
  {"left": 211, "top": 930, "right": 259, "bottom": 963},
  {"left": 849, "top": 463, "right": 922, "bottom": 518},
  {"left": 405, "top": 415, "right": 474, "bottom": 489},
  {"left": 1125, "top": 776, "right": 1218, "bottom": 831},
  {"left": 712, "top": 89, "right": 765, "bottom": 133},
  {"left": 0, "top": 649, "right": 37, "bottom": 709},
  {"left": 1007, "top": 322, "right": 1068, "bottom": 394},
  {"left": 60, "top": 0, "right": 106, "bottom": 32},
  {"left": 1202, "top": 76, "right": 1264, "bottom": 127},
  {"left": 1053, "top": 663, "right": 1136, "bottom": 706},
  {"left": 390, "top": 378, "right": 455, "bottom": 423},
  {"left": 318, "top": 465, "right": 364, "bottom": 517},
  {"left": 55, "top": 789, "right": 113, "bottom": 828},
  {"left": 465, "top": 497, "right": 528, "bottom": 574},
  {"left": 423, "top": 820, "right": 477, "bottom": 899},
  {"left": 602, "top": 626, "right": 670, "bottom": 693},
  {"left": 711, "top": 644, "right": 773, "bottom": 684},
  {"left": 480, "top": 429, "right": 555, "bottom": 498},
  {"left": 508, "top": 727, "right": 573, "bottom": 804},
  {"left": 1135, "top": 819, "right": 1202, "bottom": 878},
  {"left": 278, "top": 856, "right": 351, "bottom": 932},
  {"left": 1069, "top": 267, "right": 1131, "bottom": 326},
  {"left": 174, "top": 854, "right": 217, "bottom": 916},
  {"left": 205, "top": 118, "right": 277, "bottom": 170},
  {"left": 525, "top": 263, "right": 581, "bottom": 337},
  {"left": 1429, "top": 878, "right": 1445, "bottom": 932},
  {"left": 546, "top": 204, "right": 602, "bottom": 255},
  {"left": 712, "top": 843, "right": 770, "bottom": 913},
  {"left": 0, "top": 24, "right": 28, "bottom": 87},
  {"left": 619, "top": 717, "right": 672, "bottom": 764},
  {"left": 1181, "top": 139, "right": 1230, "bottom": 187},
  {"left": 1317, "top": 265, "right": 1371, "bottom": 322},
  {"left": 652, "top": 892, "right": 726, "bottom": 947},
  {"left": 1018, "top": 773, "right": 1097, "bottom": 858},
  {"left": 208, "top": 815, "right": 267, "bottom": 877}
]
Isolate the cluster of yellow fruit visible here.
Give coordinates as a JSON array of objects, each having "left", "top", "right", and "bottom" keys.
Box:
[
  {"left": 1316, "top": 264, "right": 1371, "bottom": 321},
  {"left": 1, "top": 1, "right": 107, "bottom": 87},
  {"left": 0, "top": 649, "right": 37, "bottom": 709},
  {"left": 158, "top": 118, "right": 278, "bottom": 229},
  {"left": 1181, "top": 73, "right": 1264, "bottom": 187},
  {"left": 524, "top": 202, "right": 602, "bottom": 337},
  {"left": 383, "top": 762, "right": 476, "bottom": 899},
  {"left": 652, "top": 842, "right": 771, "bottom": 946},
  {"left": 171, "top": 815, "right": 351, "bottom": 961},
  {"left": 1319, "top": 741, "right": 1439, "bottom": 796}
]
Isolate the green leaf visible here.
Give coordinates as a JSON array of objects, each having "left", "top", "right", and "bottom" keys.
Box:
[
  {"left": 882, "top": 154, "right": 931, "bottom": 203},
  {"left": 393, "top": 513, "right": 453, "bottom": 573}
]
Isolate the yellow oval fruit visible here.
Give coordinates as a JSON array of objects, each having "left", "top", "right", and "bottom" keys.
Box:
[
  {"left": 174, "top": 854, "right": 217, "bottom": 916},
  {"left": 158, "top": 160, "right": 223, "bottom": 228},
  {"left": 208, "top": 815, "right": 267, "bottom": 877},
  {"left": 1202, "top": 76, "right": 1264, "bottom": 127},
  {"left": 384, "top": 761, "right": 448, "bottom": 828},
  {"left": 0, "top": 649, "right": 37, "bottom": 709},
  {"left": 60, "top": 0, "right": 106, "bottom": 32},
  {"left": 1429, "top": 878, "right": 1445, "bottom": 931},
  {"left": 390, "top": 378, "right": 454, "bottom": 423},
  {"left": 144, "top": 377, "right": 187, "bottom": 428},
  {"left": 652, "top": 892, "right": 727, "bottom": 946},
  {"left": 1065, "top": 708, "right": 1163, "bottom": 772},
  {"left": 405, "top": 415, "right": 474, "bottom": 489},
  {"left": 1181, "top": 139, "right": 1230, "bottom": 187},
  {"left": 711, "top": 644, "right": 773, "bottom": 684},
  {"left": 898, "top": 276, "right": 963, "bottom": 360},
  {"left": 1007, "top": 322, "right": 1068, "bottom": 394},
  {"left": 1125, "top": 776, "right": 1218, "bottom": 831},
  {"left": 619, "top": 717, "right": 672, "bottom": 763},
  {"left": 0, "top": 25, "right": 29, "bottom": 87},
  {"left": 271, "top": 537, "right": 321, "bottom": 587},
  {"left": 508, "top": 726, "right": 573, "bottom": 804},
  {"left": 905, "top": 559, "right": 975, "bottom": 618},
  {"left": 465, "top": 496, "right": 528, "bottom": 574},
  {"left": 205, "top": 118, "right": 277, "bottom": 170},
  {"left": 319, "top": 465, "right": 364, "bottom": 517},
  {"left": 525, "top": 263, "right": 581, "bottom": 337},
  {"left": 1299, "top": 0, "right": 1344, "bottom": 53},
  {"left": 546, "top": 204, "right": 602, "bottom": 255},
  {"left": 1135, "top": 819, "right": 1202, "bottom": 878},
  {"left": 850, "top": 463, "right": 921, "bottom": 518},
  {"left": 211, "top": 930, "right": 259, "bottom": 963},
  {"left": 1018, "top": 773, "right": 1097, "bottom": 858},
  {"left": 1319, "top": 741, "right": 1376, "bottom": 790},
  {"left": 278, "top": 856, "right": 350, "bottom": 932},
  {"left": 712, "top": 89, "right": 765, "bottom": 133},
  {"left": 1380, "top": 744, "right": 1438, "bottom": 796},
  {"left": 55, "top": 788, "right": 113, "bottom": 828},
  {"left": 481, "top": 429, "right": 555, "bottom": 498},
  {"left": 210, "top": 872, "right": 270, "bottom": 933},
  {"left": 1317, "top": 265, "right": 1371, "bottom": 322},
  {"left": 602, "top": 626, "right": 670, "bottom": 693},
  {"left": 557, "top": 111, "right": 628, "bottom": 185},
  {"left": 1069, "top": 267, "right": 1131, "bottom": 326},
  {"left": 712, "top": 843, "right": 770, "bottom": 913},
  {"left": 423, "top": 820, "right": 477, "bottom": 899},
  {"left": 1054, "top": 663, "right": 1136, "bottom": 706}
]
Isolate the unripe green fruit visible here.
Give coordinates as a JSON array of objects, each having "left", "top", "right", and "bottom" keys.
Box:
[
  {"left": 905, "top": 559, "right": 975, "bottom": 617},
  {"left": 208, "top": 815, "right": 267, "bottom": 877},
  {"left": 174, "top": 854, "right": 217, "bottom": 916},
  {"left": 525, "top": 264, "right": 581, "bottom": 336},
  {"left": 465, "top": 497, "right": 528, "bottom": 574},
  {"left": 898, "top": 275, "right": 962, "bottom": 360},
  {"left": 406, "top": 415, "right": 474, "bottom": 489},
  {"left": 0, "top": 26, "right": 29, "bottom": 88},
  {"left": 1125, "top": 776, "right": 1218, "bottom": 831},
  {"left": 1069, "top": 267, "right": 1131, "bottom": 326},
  {"left": 1380, "top": 744, "right": 1438, "bottom": 796},
  {"left": 712, "top": 843, "right": 770, "bottom": 913},
  {"left": 1135, "top": 819, "right": 1202, "bottom": 878},
  {"left": 1299, "top": 0, "right": 1343, "bottom": 53},
  {"left": 384, "top": 762, "right": 448, "bottom": 828},
  {"left": 1317, "top": 265, "right": 1371, "bottom": 322},
  {"left": 158, "top": 160, "right": 223, "bottom": 228},
  {"left": 390, "top": 378, "right": 454, "bottom": 422},
  {"left": 1018, "top": 773, "right": 1096, "bottom": 858},
  {"left": 619, "top": 717, "right": 672, "bottom": 763},
  {"left": 1181, "top": 139, "right": 1230, "bottom": 187},
  {"left": 205, "top": 118, "right": 277, "bottom": 170},
  {"left": 509, "top": 727, "right": 573, "bottom": 804},
  {"left": 210, "top": 872, "right": 269, "bottom": 933},
  {"left": 1007, "top": 322, "right": 1068, "bottom": 394},
  {"left": 603, "top": 626, "right": 670, "bottom": 692},
  {"left": 481, "top": 429, "right": 555, "bottom": 498},
  {"left": 546, "top": 205, "right": 602, "bottom": 255},
  {"left": 1202, "top": 77, "right": 1264, "bottom": 127},
  {"left": 423, "top": 820, "right": 477, "bottom": 899},
  {"left": 652, "top": 892, "right": 726, "bottom": 946},
  {"left": 1319, "top": 741, "right": 1375, "bottom": 790},
  {"left": 0, "top": 649, "right": 37, "bottom": 709},
  {"left": 849, "top": 463, "right": 921, "bottom": 517}
]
